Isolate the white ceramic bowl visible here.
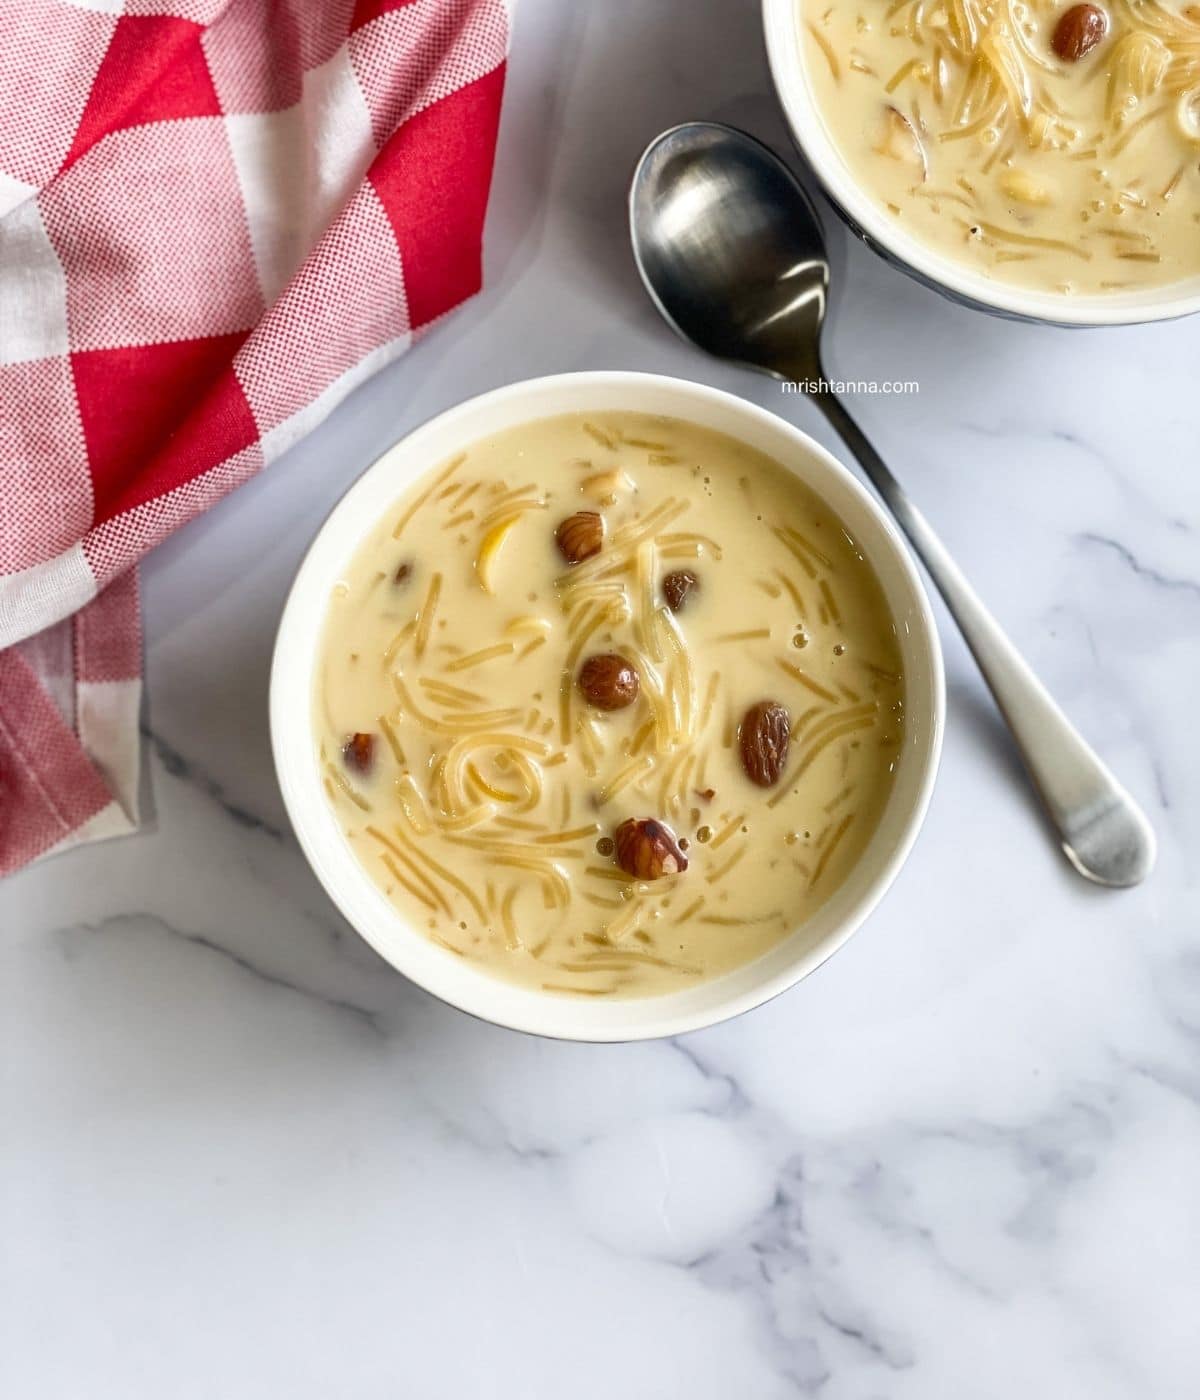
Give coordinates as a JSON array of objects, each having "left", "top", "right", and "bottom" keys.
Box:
[
  {"left": 762, "top": 0, "right": 1200, "bottom": 327},
  {"left": 271, "top": 373, "right": 944, "bottom": 1040}
]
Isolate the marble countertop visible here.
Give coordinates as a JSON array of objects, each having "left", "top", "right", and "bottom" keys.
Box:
[{"left": 4, "top": 1, "right": 1198, "bottom": 1394}]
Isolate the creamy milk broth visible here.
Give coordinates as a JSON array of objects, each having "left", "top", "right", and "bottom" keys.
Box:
[
  {"left": 802, "top": 0, "right": 1200, "bottom": 293},
  {"left": 316, "top": 413, "right": 904, "bottom": 998}
]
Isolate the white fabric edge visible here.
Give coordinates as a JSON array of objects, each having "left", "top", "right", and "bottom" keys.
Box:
[
  {"left": 0, "top": 171, "right": 37, "bottom": 221},
  {"left": 257, "top": 330, "right": 412, "bottom": 466},
  {"left": 0, "top": 544, "right": 97, "bottom": 651},
  {"left": 31, "top": 798, "right": 137, "bottom": 869},
  {"left": 77, "top": 676, "right": 142, "bottom": 824}
]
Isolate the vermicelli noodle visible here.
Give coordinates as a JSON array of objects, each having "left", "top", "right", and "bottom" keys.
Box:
[
  {"left": 802, "top": 0, "right": 1200, "bottom": 291},
  {"left": 316, "top": 412, "right": 906, "bottom": 997}
]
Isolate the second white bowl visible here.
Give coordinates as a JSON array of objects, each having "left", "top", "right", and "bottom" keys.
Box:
[{"left": 762, "top": 0, "right": 1200, "bottom": 327}]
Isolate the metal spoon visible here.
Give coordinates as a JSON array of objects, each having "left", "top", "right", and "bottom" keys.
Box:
[{"left": 629, "top": 121, "right": 1155, "bottom": 887}]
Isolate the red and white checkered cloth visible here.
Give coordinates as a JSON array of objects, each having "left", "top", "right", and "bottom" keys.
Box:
[{"left": 0, "top": 0, "right": 512, "bottom": 876}]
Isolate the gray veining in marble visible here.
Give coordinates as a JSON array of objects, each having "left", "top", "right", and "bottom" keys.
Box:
[{"left": 3, "top": 1, "right": 1197, "bottom": 1395}]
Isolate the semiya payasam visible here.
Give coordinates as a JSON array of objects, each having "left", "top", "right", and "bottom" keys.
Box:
[
  {"left": 315, "top": 413, "right": 905, "bottom": 999},
  {"left": 801, "top": 0, "right": 1200, "bottom": 293}
]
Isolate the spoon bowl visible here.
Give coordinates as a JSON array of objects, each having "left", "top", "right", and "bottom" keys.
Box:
[{"left": 631, "top": 123, "right": 827, "bottom": 381}]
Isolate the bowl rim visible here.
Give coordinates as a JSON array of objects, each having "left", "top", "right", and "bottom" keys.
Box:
[
  {"left": 762, "top": 0, "right": 1200, "bottom": 327},
  {"left": 270, "top": 371, "right": 945, "bottom": 1041}
]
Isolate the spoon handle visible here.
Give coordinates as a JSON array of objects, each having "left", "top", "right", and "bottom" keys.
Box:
[{"left": 811, "top": 387, "right": 1155, "bottom": 887}]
